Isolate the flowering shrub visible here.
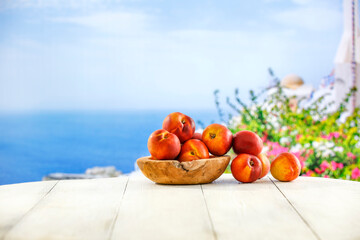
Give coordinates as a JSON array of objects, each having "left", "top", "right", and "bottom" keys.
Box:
[{"left": 216, "top": 77, "right": 360, "bottom": 181}]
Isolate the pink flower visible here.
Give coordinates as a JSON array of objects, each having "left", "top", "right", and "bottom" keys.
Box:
[
  {"left": 351, "top": 168, "right": 360, "bottom": 180},
  {"left": 267, "top": 141, "right": 288, "bottom": 157},
  {"left": 296, "top": 135, "right": 302, "bottom": 141},
  {"left": 300, "top": 160, "right": 305, "bottom": 169},
  {"left": 321, "top": 134, "right": 332, "bottom": 140},
  {"left": 320, "top": 161, "right": 330, "bottom": 171},
  {"left": 315, "top": 168, "right": 323, "bottom": 174},
  {"left": 331, "top": 161, "right": 338, "bottom": 170},
  {"left": 330, "top": 132, "right": 340, "bottom": 138},
  {"left": 304, "top": 170, "right": 314, "bottom": 176},
  {"left": 347, "top": 152, "right": 356, "bottom": 160},
  {"left": 337, "top": 163, "right": 344, "bottom": 169},
  {"left": 330, "top": 161, "right": 344, "bottom": 171},
  {"left": 324, "top": 175, "right": 329, "bottom": 178},
  {"left": 305, "top": 149, "right": 314, "bottom": 157},
  {"left": 321, "top": 132, "right": 341, "bottom": 140},
  {"left": 292, "top": 151, "right": 301, "bottom": 159}
]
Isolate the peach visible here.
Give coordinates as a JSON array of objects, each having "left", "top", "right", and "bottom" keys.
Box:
[
  {"left": 178, "top": 139, "right": 209, "bottom": 162},
  {"left": 162, "top": 112, "right": 195, "bottom": 143},
  {"left": 233, "top": 130, "right": 263, "bottom": 155},
  {"left": 270, "top": 152, "right": 301, "bottom": 182},
  {"left": 257, "top": 153, "right": 270, "bottom": 179},
  {"left": 231, "top": 153, "right": 262, "bottom": 183},
  {"left": 202, "top": 124, "right": 233, "bottom": 156},
  {"left": 147, "top": 129, "right": 181, "bottom": 160},
  {"left": 192, "top": 132, "right": 202, "bottom": 140}
]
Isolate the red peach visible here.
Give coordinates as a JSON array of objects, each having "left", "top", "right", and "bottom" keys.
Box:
[
  {"left": 178, "top": 139, "right": 209, "bottom": 162},
  {"left": 162, "top": 112, "right": 195, "bottom": 143},
  {"left": 202, "top": 124, "right": 233, "bottom": 156},
  {"left": 231, "top": 154, "right": 262, "bottom": 183},
  {"left": 270, "top": 152, "right": 301, "bottom": 182},
  {"left": 147, "top": 129, "right": 181, "bottom": 160},
  {"left": 233, "top": 130, "right": 263, "bottom": 155},
  {"left": 192, "top": 132, "right": 202, "bottom": 140},
  {"left": 257, "top": 153, "right": 270, "bottom": 179}
]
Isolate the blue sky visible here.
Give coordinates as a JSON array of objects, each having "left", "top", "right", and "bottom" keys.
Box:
[{"left": 0, "top": 0, "right": 344, "bottom": 111}]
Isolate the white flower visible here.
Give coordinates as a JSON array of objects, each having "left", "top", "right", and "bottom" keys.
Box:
[
  {"left": 322, "top": 149, "right": 335, "bottom": 157},
  {"left": 281, "top": 126, "right": 288, "bottom": 131},
  {"left": 354, "top": 135, "right": 360, "bottom": 141},
  {"left": 312, "top": 141, "right": 320, "bottom": 148},
  {"left": 280, "top": 137, "right": 291, "bottom": 145},
  {"left": 250, "top": 105, "right": 257, "bottom": 114},
  {"left": 262, "top": 146, "right": 269, "bottom": 153},
  {"left": 290, "top": 143, "right": 302, "bottom": 152},
  {"left": 325, "top": 142, "right": 335, "bottom": 148},
  {"left": 228, "top": 116, "right": 242, "bottom": 129},
  {"left": 291, "top": 130, "right": 299, "bottom": 136},
  {"left": 272, "top": 122, "right": 280, "bottom": 130},
  {"left": 333, "top": 146, "right": 344, "bottom": 152},
  {"left": 313, "top": 115, "right": 320, "bottom": 122},
  {"left": 304, "top": 143, "right": 311, "bottom": 148},
  {"left": 318, "top": 145, "right": 327, "bottom": 151}
]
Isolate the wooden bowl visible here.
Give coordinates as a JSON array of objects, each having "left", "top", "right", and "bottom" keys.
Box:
[{"left": 136, "top": 155, "right": 230, "bottom": 185}]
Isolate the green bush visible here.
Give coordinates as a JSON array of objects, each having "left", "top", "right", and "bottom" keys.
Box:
[{"left": 215, "top": 72, "right": 360, "bottom": 181}]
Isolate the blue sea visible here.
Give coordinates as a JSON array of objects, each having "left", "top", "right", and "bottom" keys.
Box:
[{"left": 0, "top": 110, "right": 218, "bottom": 185}]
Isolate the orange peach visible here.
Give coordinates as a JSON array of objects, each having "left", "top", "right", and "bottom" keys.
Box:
[
  {"left": 192, "top": 132, "right": 202, "bottom": 140},
  {"left": 147, "top": 129, "right": 181, "bottom": 160},
  {"left": 202, "top": 124, "right": 233, "bottom": 156},
  {"left": 270, "top": 152, "right": 301, "bottom": 182},
  {"left": 232, "top": 130, "right": 263, "bottom": 155},
  {"left": 257, "top": 153, "right": 270, "bottom": 179},
  {"left": 178, "top": 139, "right": 209, "bottom": 162},
  {"left": 231, "top": 153, "right": 262, "bottom": 183},
  {"left": 162, "top": 112, "right": 195, "bottom": 143}
]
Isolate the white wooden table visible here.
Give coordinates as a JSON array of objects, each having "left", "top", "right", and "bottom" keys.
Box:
[{"left": 1, "top": 172, "right": 360, "bottom": 240}]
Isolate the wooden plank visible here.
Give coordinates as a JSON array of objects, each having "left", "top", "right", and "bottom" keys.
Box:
[
  {"left": 4, "top": 176, "right": 128, "bottom": 240},
  {"left": 201, "top": 174, "right": 318, "bottom": 240},
  {"left": 110, "top": 172, "right": 215, "bottom": 240},
  {"left": 271, "top": 176, "right": 360, "bottom": 240},
  {"left": 0, "top": 180, "right": 58, "bottom": 239}
]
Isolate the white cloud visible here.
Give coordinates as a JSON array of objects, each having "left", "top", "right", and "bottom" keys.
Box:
[
  {"left": 291, "top": 0, "right": 312, "bottom": 5},
  {"left": 271, "top": 5, "right": 342, "bottom": 31},
  {"left": 52, "top": 11, "right": 150, "bottom": 35},
  {"left": 0, "top": 0, "right": 343, "bottom": 111},
  {"left": 0, "top": 0, "right": 121, "bottom": 10},
  {"left": 263, "top": 0, "right": 342, "bottom": 31}
]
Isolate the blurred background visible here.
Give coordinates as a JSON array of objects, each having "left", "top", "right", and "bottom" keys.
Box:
[{"left": 1, "top": 0, "right": 358, "bottom": 184}]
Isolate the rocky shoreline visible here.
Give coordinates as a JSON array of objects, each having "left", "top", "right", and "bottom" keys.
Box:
[{"left": 42, "top": 166, "right": 122, "bottom": 181}]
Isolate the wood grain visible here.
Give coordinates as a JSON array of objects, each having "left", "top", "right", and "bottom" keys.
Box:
[
  {"left": 137, "top": 155, "right": 230, "bottom": 184},
  {"left": 1, "top": 173, "right": 360, "bottom": 240},
  {"left": 4, "top": 177, "right": 128, "bottom": 240},
  {"left": 271, "top": 176, "right": 360, "bottom": 240},
  {"left": 110, "top": 172, "right": 215, "bottom": 240},
  {"left": 201, "top": 174, "right": 318, "bottom": 240},
  {"left": 0, "top": 180, "right": 58, "bottom": 239}
]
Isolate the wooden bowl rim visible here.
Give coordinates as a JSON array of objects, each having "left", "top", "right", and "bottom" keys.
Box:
[
  {"left": 137, "top": 155, "right": 231, "bottom": 165},
  {"left": 136, "top": 155, "right": 231, "bottom": 184}
]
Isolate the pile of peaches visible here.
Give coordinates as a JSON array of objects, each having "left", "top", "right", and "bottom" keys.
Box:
[{"left": 147, "top": 112, "right": 301, "bottom": 183}]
